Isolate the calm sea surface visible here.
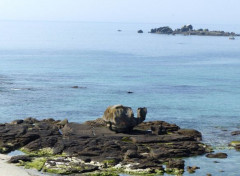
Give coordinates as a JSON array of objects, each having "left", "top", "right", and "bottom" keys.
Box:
[{"left": 0, "top": 21, "right": 240, "bottom": 175}]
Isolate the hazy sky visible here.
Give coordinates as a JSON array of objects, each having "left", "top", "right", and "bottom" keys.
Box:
[{"left": 0, "top": 0, "right": 239, "bottom": 24}]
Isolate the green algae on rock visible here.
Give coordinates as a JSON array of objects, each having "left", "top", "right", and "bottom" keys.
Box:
[{"left": 0, "top": 105, "right": 211, "bottom": 175}]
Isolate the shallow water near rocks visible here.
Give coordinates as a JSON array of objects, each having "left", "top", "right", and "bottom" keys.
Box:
[{"left": 0, "top": 21, "right": 240, "bottom": 175}]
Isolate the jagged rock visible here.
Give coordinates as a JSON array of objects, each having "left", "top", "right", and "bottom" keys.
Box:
[
  {"left": 187, "top": 166, "right": 200, "bottom": 173},
  {"left": 231, "top": 131, "right": 240, "bottom": 136},
  {"left": 167, "top": 159, "right": 185, "bottom": 169},
  {"left": 0, "top": 113, "right": 209, "bottom": 175},
  {"left": 176, "top": 129, "right": 202, "bottom": 141},
  {"left": 102, "top": 105, "right": 147, "bottom": 132},
  {"left": 206, "top": 153, "right": 228, "bottom": 159},
  {"left": 11, "top": 119, "right": 24, "bottom": 125},
  {"left": 57, "top": 118, "right": 68, "bottom": 128},
  {"left": 124, "top": 149, "right": 139, "bottom": 160},
  {"left": 136, "top": 121, "right": 180, "bottom": 133},
  {"left": 8, "top": 155, "right": 32, "bottom": 163}
]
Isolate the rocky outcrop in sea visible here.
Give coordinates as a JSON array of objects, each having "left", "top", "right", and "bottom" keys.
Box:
[
  {"left": 150, "top": 24, "right": 240, "bottom": 36},
  {"left": 0, "top": 105, "right": 216, "bottom": 175}
]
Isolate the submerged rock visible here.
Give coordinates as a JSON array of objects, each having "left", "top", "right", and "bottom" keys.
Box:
[
  {"left": 229, "top": 141, "right": 240, "bottom": 151},
  {"left": 206, "top": 153, "right": 228, "bottom": 159},
  {"left": 231, "top": 131, "right": 240, "bottom": 136},
  {"left": 187, "top": 166, "right": 200, "bottom": 173}
]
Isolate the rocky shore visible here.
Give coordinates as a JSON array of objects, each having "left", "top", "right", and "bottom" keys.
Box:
[
  {"left": 1, "top": 105, "right": 234, "bottom": 175},
  {"left": 150, "top": 24, "right": 240, "bottom": 37}
]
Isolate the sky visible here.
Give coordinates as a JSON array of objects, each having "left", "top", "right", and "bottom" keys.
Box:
[{"left": 0, "top": 0, "right": 239, "bottom": 24}]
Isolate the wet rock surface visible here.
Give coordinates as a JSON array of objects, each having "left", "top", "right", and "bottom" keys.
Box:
[
  {"left": 206, "top": 153, "right": 228, "bottom": 159},
  {"left": 0, "top": 106, "right": 210, "bottom": 175},
  {"left": 150, "top": 24, "right": 240, "bottom": 36}
]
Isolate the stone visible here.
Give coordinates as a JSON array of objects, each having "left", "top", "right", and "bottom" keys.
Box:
[
  {"left": 206, "top": 153, "right": 228, "bottom": 159},
  {"left": 8, "top": 155, "right": 32, "bottom": 163},
  {"left": 167, "top": 159, "right": 185, "bottom": 169},
  {"left": 138, "top": 30, "right": 143, "bottom": 33},
  {"left": 102, "top": 105, "right": 147, "bottom": 132},
  {"left": 229, "top": 141, "right": 240, "bottom": 149},
  {"left": 187, "top": 166, "right": 200, "bottom": 173},
  {"left": 0, "top": 113, "right": 209, "bottom": 175},
  {"left": 166, "top": 159, "right": 185, "bottom": 174},
  {"left": 11, "top": 120, "right": 24, "bottom": 125},
  {"left": 177, "top": 129, "right": 202, "bottom": 141},
  {"left": 124, "top": 149, "right": 139, "bottom": 160},
  {"left": 57, "top": 118, "right": 68, "bottom": 127},
  {"left": 231, "top": 131, "right": 240, "bottom": 136}
]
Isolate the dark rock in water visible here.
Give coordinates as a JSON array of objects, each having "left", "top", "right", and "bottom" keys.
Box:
[
  {"left": 206, "top": 153, "right": 228, "bottom": 159},
  {"left": 150, "top": 26, "right": 173, "bottom": 34},
  {"left": 72, "top": 86, "right": 87, "bottom": 89},
  {"left": 150, "top": 24, "right": 240, "bottom": 36},
  {"left": 127, "top": 91, "right": 134, "bottom": 94},
  {"left": 8, "top": 155, "right": 32, "bottom": 163},
  {"left": 102, "top": 105, "right": 147, "bottom": 132},
  {"left": 231, "top": 131, "right": 240, "bottom": 136},
  {"left": 138, "top": 30, "right": 143, "bottom": 33},
  {"left": 234, "top": 145, "right": 240, "bottom": 151},
  {"left": 0, "top": 107, "right": 210, "bottom": 175},
  {"left": 11, "top": 119, "right": 24, "bottom": 125},
  {"left": 117, "top": 29, "right": 122, "bottom": 32},
  {"left": 177, "top": 129, "right": 202, "bottom": 141},
  {"left": 229, "top": 141, "right": 240, "bottom": 151},
  {"left": 181, "top": 24, "right": 193, "bottom": 32},
  {"left": 187, "top": 166, "right": 200, "bottom": 173}
]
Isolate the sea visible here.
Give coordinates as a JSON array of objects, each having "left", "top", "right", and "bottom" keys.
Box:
[{"left": 0, "top": 21, "right": 240, "bottom": 175}]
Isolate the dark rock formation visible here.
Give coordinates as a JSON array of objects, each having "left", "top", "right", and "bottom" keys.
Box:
[
  {"left": 138, "top": 30, "right": 143, "bottom": 33},
  {"left": 102, "top": 105, "right": 147, "bottom": 132},
  {"left": 180, "top": 24, "right": 193, "bottom": 32},
  {"left": 150, "top": 26, "right": 173, "bottom": 34},
  {"left": 8, "top": 155, "right": 32, "bottom": 163},
  {"left": 187, "top": 166, "right": 200, "bottom": 173},
  {"left": 231, "top": 131, "right": 240, "bottom": 136},
  {"left": 166, "top": 159, "right": 185, "bottom": 174},
  {"left": 150, "top": 24, "right": 240, "bottom": 36},
  {"left": 229, "top": 141, "right": 240, "bottom": 151},
  {"left": 206, "top": 153, "right": 228, "bottom": 159},
  {"left": 0, "top": 107, "right": 210, "bottom": 175}
]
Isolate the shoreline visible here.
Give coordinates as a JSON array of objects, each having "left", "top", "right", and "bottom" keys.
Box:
[{"left": 0, "top": 154, "right": 43, "bottom": 176}]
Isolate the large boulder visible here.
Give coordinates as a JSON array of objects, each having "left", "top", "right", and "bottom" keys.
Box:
[{"left": 102, "top": 105, "right": 147, "bottom": 133}]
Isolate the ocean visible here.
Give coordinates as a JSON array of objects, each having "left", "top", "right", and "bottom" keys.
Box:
[{"left": 0, "top": 21, "right": 240, "bottom": 175}]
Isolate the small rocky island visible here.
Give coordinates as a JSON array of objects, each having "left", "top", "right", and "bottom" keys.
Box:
[
  {"left": 150, "top": 24, "right": 240, "bottom": 36},
  {"left": 0, "top": 105, "right": 229, "bottom": 175}
]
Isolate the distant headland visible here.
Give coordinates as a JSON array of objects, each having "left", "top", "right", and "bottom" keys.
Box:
[{"left": 149, "top": 24, "right": 240, "bottom": 36}]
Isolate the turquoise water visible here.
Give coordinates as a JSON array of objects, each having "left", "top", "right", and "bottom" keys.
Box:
[{"left": 0, "top": 21, "right": 240, "bottom": 175}]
